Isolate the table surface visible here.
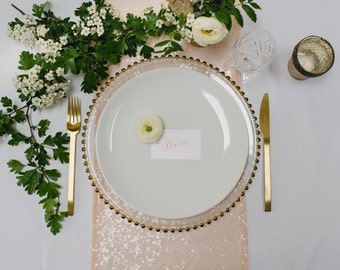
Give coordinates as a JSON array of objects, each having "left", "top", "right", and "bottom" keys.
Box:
[{"left": 1, "top": 0, "right": 340, "bottom": 269}]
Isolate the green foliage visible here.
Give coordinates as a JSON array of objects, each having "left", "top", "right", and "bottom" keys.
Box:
[
  {"left": 192, "top": 0, "right": 261, "bottom": 30},
  {"left": 1, "top": 97, "right": 69, "bottom": 235}
]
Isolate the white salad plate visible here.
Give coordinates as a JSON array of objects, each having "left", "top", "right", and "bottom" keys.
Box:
[{"left": 84, "top": 56, "right": 257, "bottom": 229}]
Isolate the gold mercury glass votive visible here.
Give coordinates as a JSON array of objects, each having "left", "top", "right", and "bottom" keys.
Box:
[{"left": 288, "top": 35, "right": 335, "bottom": 80}]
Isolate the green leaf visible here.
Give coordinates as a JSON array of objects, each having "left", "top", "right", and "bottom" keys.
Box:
[
  {"left": 40, "top": 197, "right": 57, "bottom": 220},
  {"left": 53, "top": 146, "right": 69, "bottom": 163},
  {"left": 227, "top": 0, "right": 236, "bottom": 5},
  {"left": 37, "top": 119, "right": 51, "bottom": 137},
  {"left": 43, "top": 132, "right": 69, "bottom": 147},
  {"left": 46, "top": 182, "right": 61, "bottom": 198},
  {"left": 47, "top": 212, "right": 66, "bottom": 235},
  {"left": 173, "top": 32, "right": 182, "bottom": 41},
  {"left": 178, "top": 14, "right": 186, "bottom": 27},
  {"left": 231, "top": 7, "right": 243, "bottom": 27},
  {"left": 82, "top": 70, "right": 99, "bottom": 93},
  {"left": 249, "top": 0, "right": 261, "bottom": 10},
  {"left": 18, "top": 51, "right": 35, "bottom": 70},
  {"left": 154, "top": 40, "right": 171, "bottom": 47},
  {"left": 125, "top": 13, "right": 143, "bottom": 30},
  {"left": 44, "top": 169, "right": 61, "bottom": 181},
  {"left": 32, "top": 3, "right": 48, "bottom": 18},
  {"left": 0, "top": 113, "right": 12, "bottom": 136},
  {"left": 58, "top": 48, "right": 79, "bottom": 74},
  {"left": 25, "top": 145, "right": 37, "bottom": 161},
  {"left": 8, "top": 131, "right": 28, "bottom": 146},
  {"left": 172, "top": 41, "right": 183, "bottom": 50},
  {"left": 116, "top": 35, "right": 127, "bottom": 54},
  {"left": 65, "top": 57, "right": 77, "bottom": 74},
  {"left": 7, "top": 159, "right": 25, "bottom": 173},
  {"left": 242, "top": 4, "right": 257, "bottom": 22},
  {"left": 215, "top": 11, "right": 232, "bottom": 30},
  {"left": 1, "top": 97, "right": 12, "bottom": 107},
  {"left": 140, "top": 45, "right": 154, "bottom": 58},
  {"left": 17, "top": 168, "right": 42, "bottom": 195},
  {"left": 13, "top": 109, "right": 26, "bottom": 123},
  {"left": 95, "top": 64, "right": 109, "bottom": 80},
  {"left": 36, "top": 145, "right": 50, "bottom": 166}
]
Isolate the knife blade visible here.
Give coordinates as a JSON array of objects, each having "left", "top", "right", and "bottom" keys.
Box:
[{"left": 260, "top": 93, "right": 272, "bottom": 212}]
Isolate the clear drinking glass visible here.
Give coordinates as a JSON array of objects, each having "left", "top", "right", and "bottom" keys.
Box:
[{"left": 232, "top": 27, "right": 277, "bottom": 83}]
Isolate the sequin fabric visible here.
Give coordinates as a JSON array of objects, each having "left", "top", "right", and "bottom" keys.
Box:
[{"left": 92, "top": 193, "right": 248, "bottom": 270}]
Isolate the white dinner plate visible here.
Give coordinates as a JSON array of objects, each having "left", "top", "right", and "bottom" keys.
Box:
[{"left": 84, "top": 56, "right": 257, "bottom": 228}]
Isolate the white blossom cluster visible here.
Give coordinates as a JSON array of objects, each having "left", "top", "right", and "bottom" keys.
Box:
[
  {"left": 179, "top": 13, "right": 195, "bottom": 42},
  {"left": 7, "top": 15, "right": 37, "bottom": 48},
  {"left": 155, "top": 7, "right": 195, "bottom": 42},
  {"left": 14, "top": 65, "right": 69, "bottom": 109},
  {"left": 8, "top": 13, "right": 68, "bottom": 64},
  {"left": 36, "top": 38, "right": 64, "bottom": 63},
  {"left": 8, "top": 11, "right": 71, "bottom": 109},
  {"left": 72, "top": 1, "right": 118, "bottom": 37}
]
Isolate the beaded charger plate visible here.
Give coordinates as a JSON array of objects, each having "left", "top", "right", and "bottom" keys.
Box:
[{"left": 82, "top": 56, "right": 260, "bottom": 232}]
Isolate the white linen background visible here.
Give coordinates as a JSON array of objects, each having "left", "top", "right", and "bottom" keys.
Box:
[{"left": 1, "top": 0, "right": 340, "bottom": 270}]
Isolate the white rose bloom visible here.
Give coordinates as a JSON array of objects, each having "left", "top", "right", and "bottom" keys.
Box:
[
  {"left": 192, "top": 16, "right": 228, "bottom": 46},
  {"left": 136, "top": 115, "right": 163, "bottom": 143}
]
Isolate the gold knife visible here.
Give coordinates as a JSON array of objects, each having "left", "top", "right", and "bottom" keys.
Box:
[{"left": 260, "top": 93, "right": 272, "bottom": 212}]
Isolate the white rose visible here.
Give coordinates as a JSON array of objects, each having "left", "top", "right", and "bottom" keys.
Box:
[
  {"left": 136, "top": 115, "right": 163, "bottom": 143},
  {"left": 192, "top": 16, "right": 228, "bottom": 46}
]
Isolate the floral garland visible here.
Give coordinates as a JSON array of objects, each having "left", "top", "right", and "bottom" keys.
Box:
[{"left": 1, "top": 0, "right": 260, "bottom": 235}]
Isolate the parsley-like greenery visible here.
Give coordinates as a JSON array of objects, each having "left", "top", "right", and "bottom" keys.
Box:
[
  {"left": 194, "top": 0, "right": 261, "bottom": 30},
  {"left": 1, "top": 0, "right": 260, "bottom": 234},
  {"left": 1, "top": 96, "right": 69, "bottom": 235}
]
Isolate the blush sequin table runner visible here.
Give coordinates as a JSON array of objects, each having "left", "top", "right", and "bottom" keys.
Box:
[{"left": 91, "top": 1, "right": 248, "bottom": 269}]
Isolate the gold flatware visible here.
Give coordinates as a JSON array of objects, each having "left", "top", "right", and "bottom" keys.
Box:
[
  {"left": 66, "top": 97, "right": 81, "bottom": 216},
  {"left": 260, "top": 93, "right": 272, "bottom": 212}
]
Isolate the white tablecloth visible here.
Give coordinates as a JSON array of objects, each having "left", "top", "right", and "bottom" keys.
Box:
[{"left": 1, "top": 0, "right": 340, "bottom": 269}]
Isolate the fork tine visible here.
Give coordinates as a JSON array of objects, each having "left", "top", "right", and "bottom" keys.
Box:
[
  {"left": 67, "top": 97, "right": 71, "bottom": 123},
  {"left": 71, "top": 97, "right": 74, "bottom": 123},
  {"left": 75, "top": 97, "right": 81, "bottom": 121}
]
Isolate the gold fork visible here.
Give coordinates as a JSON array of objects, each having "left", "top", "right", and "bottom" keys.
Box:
[{"left": 66, "top": 97, "right": 81, "bottom": 216}]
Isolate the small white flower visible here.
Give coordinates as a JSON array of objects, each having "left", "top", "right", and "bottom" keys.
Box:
[
  {"left": 25, "top": 14, "right": 37, "bottom": 25},
  {"left": 143, "top": 7, "right": 153, "bottom": 14},
  {"left": 87, "top": 4, "right": 96, "bottom": 15},
  {"left": 92, "top": 15, "right": 102, "bottom": 26},
  {"left": 87, "top": 19, "right": 94, "bottom": 27},
  {"left": 33, "top": 80, "right": 44, "bottom": 91},
  {"left": 108, "top": 6, "right": 119, "bottom": 18},
  {"left": 192, "top": 16, "right": 228, "bottom": 46},
  {"left": 156, "top": 20, "right": 164, "bottom": 28},
  {"left": 60, "top": 35, "right": 68, "bottom": 46},
  {"left": 45, "top": 71, "right": 54, "bottom": 81},
  {"left": 186, "top": 13, "right": 196, "bottom": 27},
  {"left": 99, "top": 8, "right": 107, "bottom": 19},
  {"left": 36, "top": 25, "right": 48, "bottom": 37},
  {"left": 56, "top": 67, "right": 64, "bottom": 77},
  {"left": 180, "top": 27, "right": 193, "bottom": 41},
  {"left": 97, "top": 25, "right": 104, "bottom": 36},
  {"left": 165, "top": 13, "right": 177, "bottom": 25},
  {"left": 81, "top": 27, "right": 91, "bottom": 36}
]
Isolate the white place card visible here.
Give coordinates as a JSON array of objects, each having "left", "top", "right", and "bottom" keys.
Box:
[{"left": 151, "top": 129, "right": 201, "bottom": 160}]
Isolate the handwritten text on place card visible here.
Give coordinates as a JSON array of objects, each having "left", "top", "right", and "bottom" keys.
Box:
[{"left": 151, "top": 129, "right": 201, "bottom": 160}]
